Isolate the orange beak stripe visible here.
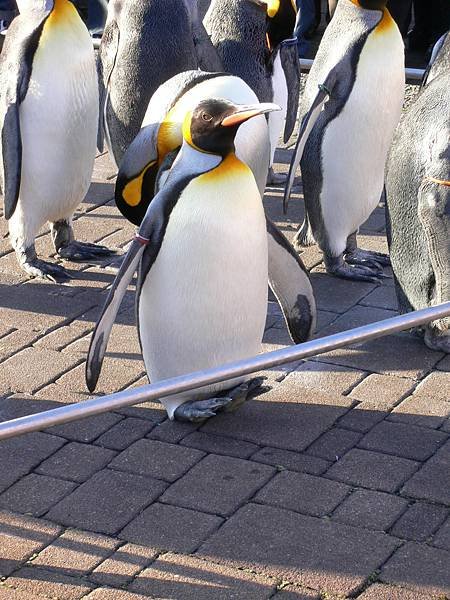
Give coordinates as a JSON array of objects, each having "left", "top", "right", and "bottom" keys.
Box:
[{"left": 222, "top": 109, "right": 266, "bottom": 127}]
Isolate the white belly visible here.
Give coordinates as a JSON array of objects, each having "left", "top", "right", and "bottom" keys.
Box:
[
  {"left": 138, "top": 156, "right": 268, "bottom": 418},
  {"left": 14, "top": 7, "right": 98, "bottom": 241},
  {"left": 268, "top": 52, "right": 288, "bottom": 166},
  {"left": 319, "top": 22, "right": 404, "bottom": 256}
]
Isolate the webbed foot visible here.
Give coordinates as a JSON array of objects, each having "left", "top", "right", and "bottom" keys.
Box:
[
  {"left": 325, "top": 255, "right": 383, "bottom": 283},
  {"left": 345, "top": 248, "right": 390, "bottom": 269},
  {"left": 173, "top": 377, "right": 267, "bottom": 423},
  {"left": 22, "top": 257, "right": 71, "bottom": 283},
  {"left": 57, "top": 240, "right": 114, "bottom": 261}
]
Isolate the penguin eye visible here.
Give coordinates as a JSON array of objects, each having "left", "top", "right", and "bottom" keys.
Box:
[{"left": 202, "top": 112, "right": 213, "bottom": 122}]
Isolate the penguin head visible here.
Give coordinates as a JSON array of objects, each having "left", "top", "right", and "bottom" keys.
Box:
[
  {"left": 352, "top": 0, "right": 387, "bottom": 9},
  {"left": 182, "top": 98, "right": 280, "bottom": 156}
]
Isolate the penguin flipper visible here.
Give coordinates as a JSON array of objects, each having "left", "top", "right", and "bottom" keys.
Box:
[
  {"left": 98, "top": 18, "right": 120, "bottom": 163},
  {"left": 86, "top": 240, "right": 146, "bottom": 392},
  {"left": 278, "top": 39, "right": 301, "bottom": 144},
  {"left": 115, "top": 122, "right": 161, "bottom": 226},
  {"left": 283, "top": 71, "right": 337, "bottom": 214},
  {"left": 1, "top": 102, "right": 22, "bottom": 220},
  {"left": 267, "top": 218, "right": 316, "bottom": 343}
]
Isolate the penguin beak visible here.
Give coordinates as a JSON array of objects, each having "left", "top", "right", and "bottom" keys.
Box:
[{"left": 221, "top": 103, "right": 281, "bottom": 127}]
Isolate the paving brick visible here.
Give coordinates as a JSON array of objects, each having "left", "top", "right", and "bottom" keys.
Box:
[
  {"left": 380, "top": 541, "right": 450, "bottom": 597},
  {"left": 252, "top": 447, "right": 330, "bottom": 475},
  {"left": 4, "top": 566, "right": 94, "bottom": 599},
  {"left": 401, "top": 440, "right": 450, "bottom": 504},
  {"left": 161, "top": 454, "right": 275, "bottom": 516},
  {"left": 358, "top": 421, "right": 447, "bottom": 462},
  {"left": 326, "top": 449, "right": 419, "bottom": 493},
  {"left": 436, "top": 353, "right": 450, "bottom": 372},
  {"left": 84, "top": 590, "right": 149, "bottom": 600},
  {"left": 313, "top": 333, "right": 443, "bottom": 380},
  {"left": 120, "top": 502, "right": 223, "bottom": 553},
  {"left": 306, "top": 428, "right": 362, "bottom": 462},
  {"left": 433, "top": 517, "right": 450, "bottom": 551},
  {"left": 36, "top": 441, "right": 116, "bottom": 483},
  {"left": 95, "top": 417, "right": 154, "bottom": 450},
  {"left": 70, "top": 323, "right": 141, "bottom": 356},
  {"left": 357, "top": 583, "right": 436, "bottom": 599},
  {"left": 389, "top": 394, "right": 450, "bottom": 429},
  {"left": 332, "top": 489, "right": 408, "bottom": 531},
  {"left": 0, "top": 511, "right": 62, "bottom": 577},
  {"left": 412, "top": 371, "right": 450, "bottom": 402},
  {"left": 255, "top": 471, "right": 350, "bottom": 516},
  {"left": 315, "top": 309, "right": 338, "bottom": 333},
  {"left": 148, "top": 418, "right": 200, "bottom": 443},
  {"left": 89, "top": 542, "right": 157, "bottom": 587},
  {"left": 0, "top": 348, "right": 81, "bottom": 394},
  {"left": 349, "top": 373, "right": 415, "bottom": 406},
  {"left": 288, "top": 361, "right": 364, "bottom": 395},
  {"left": 309, "top": 271, "right": 376, "bottom": 313},
  {"left": 34, "top": 321, "right": 93, "bottom": 351},
  {"left": 0, "top": 474, "right": 76, "bottom": 517},
  {"left": 0, "top": 431, "right": 66, "bottom": 493},
  {"left": 32, "top": 528, "right": 119, "bottom": 576},
  {"left": 271, "top": 586, "right": 320, "bottom": 600},
  {"left": 198, "top": 503, "right": 399, "bottom": 596},
  {"left": 129, "top": 552, "right": 276, "bottom": 599},
  {"left": 0, "top": 586, "right": 43, "bottom": 600},
  {"left": 0, "top": 329, "right": 40, "bottom": 362},
  {"left": 110, "top": 439, "right": 204, "bottom": 482},
  {"left": 359, "top": 284, "right": 399, "bottom": 311},
  {"left": 46, "top": 412, "right": 123, "bottom": 442},
  {"left": 202, "top": 381, "right": 353, "bottom": 453},
  {"left": 390, "top": 502, "right": 448, "bottom": 541},
  {"left": 46, "top": 469, "right": 167, "bottom": 534},
  {"left": 317, "top": 305, "right": 398, "bottom": 338},
  {"left": 181, "top": 431, "right": 259, "bottom": 458}
]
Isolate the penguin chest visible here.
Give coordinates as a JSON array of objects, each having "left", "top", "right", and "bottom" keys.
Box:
[
  {"left": 138, "top": 156, "right": 268, "bottom": 388},
  {"left": 319, "top": 14, "right": 405, "bottom": 252},
  {"left": 19, "top": 1, "right": 98, "bottom": 221}
]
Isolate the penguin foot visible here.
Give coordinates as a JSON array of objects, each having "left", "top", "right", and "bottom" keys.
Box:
[
  {"left": 21, "top": 258, "right": 71, "bottom": 283},
  {"left": 173, "top": 377, "right": 267, "bottom": 423},
  {"left": 345, "top": 248, "right": 390, "bottom": 268},
  {"left": 326, "top": 258, "right": 383, "bottom": 283},
  {"left": 267, "top": 167, "right": 287, "bottom": 186},
  {"left": 57, "top": 241, "right": 115, "bottom": 262}
]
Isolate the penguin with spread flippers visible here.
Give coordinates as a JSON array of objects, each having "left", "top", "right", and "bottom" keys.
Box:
[
  {"left": 87, "top": 98, "right": 281, "bottom": 422},
  {"left": 283, "top": 0, "right": 405, "bottom": 282},
  {"left": 0, "top": 0, "right": 113, "bottom": 282},
  {"left": 98, "top": 0, "right": 222, "bottom": 168},
  {"left": 386, "top": 33, "right": 450, "bottom": 353},
  {"left": 204, "top": 0, "right": 300, "bottom": 184},
  {"left": 115, "top": 70, "right": 316, "bottom": 344}
]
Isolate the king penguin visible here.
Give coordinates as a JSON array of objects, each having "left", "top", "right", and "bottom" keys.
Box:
[
  {"left": 98, "top": 0, "right": 222, "bottom": 168},
  {"left": 87, "top": 98, "right": 280, "bottom": 422},
  {"left": 283, "top": 0, "right": 405, "bottom": 282},
  {"left": 204, "top": 0, "right": 300, "bottom": 184},
  {"left": 386, "top": 33, "right": 450, "bottom": 353},
  {"left": 115, "top": 69, "right": 317, "bottom": 345},
  {"left": 0, "top": 0, "right": 113, "bottom": 281}
]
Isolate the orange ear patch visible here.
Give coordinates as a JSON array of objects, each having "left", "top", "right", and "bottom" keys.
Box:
[{"left": 122, "top": 161, "right": 157, "bottom": 207}]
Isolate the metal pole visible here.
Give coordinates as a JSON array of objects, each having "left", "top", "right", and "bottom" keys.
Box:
[{"left": 0, "top": 302, "right": 449, "bottom": 441}]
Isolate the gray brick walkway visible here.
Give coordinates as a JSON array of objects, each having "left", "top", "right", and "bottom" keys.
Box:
[{"left": 0, "top": 147, "right": 449, "bottom": 599}]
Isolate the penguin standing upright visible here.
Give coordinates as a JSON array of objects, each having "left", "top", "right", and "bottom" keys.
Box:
[
  {"left": 0, "top": 0, "right": 113, "bottom": 281},
  {"left": 87, "top": 98, "right": 280, "bottom": 422},
  {"left": 204, "top": 0, "right": 300, "bottom": 184},
  {"left": 284, "top": 0, "right": 405, "bottom": 282},
  {"left": 98, "top": 0, "right": 222, "bottom": 168},
  {"left": 115, "top": 70, "right": 316, "bottom": 344},
  {"left": 386, "top": 33, "right": 450, "bottom": 352}
]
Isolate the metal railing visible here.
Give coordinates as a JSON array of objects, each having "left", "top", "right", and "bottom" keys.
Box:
[{"left": 0, "top": 302, "right": 448, "bottom": 441}]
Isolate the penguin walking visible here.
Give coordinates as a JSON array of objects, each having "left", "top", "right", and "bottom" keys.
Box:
[
  {"left": 87, "top": 98, "right": 280, "bottom": 422},
  {"left": 98, "top": 0, "right": 222, "bottom": 168},
  {"left": 386, "top": 33, "right": 450, "bottom": 353},
  {"left": 115, "top": 70, "right": 316, "bottom": 344},
  {"left": 283, "top": 0, "right": 405, "bottom": 282},
  {"left": 204, "top": 0, "right": 300, "bottom": 184},
  {"left": 0, "top": 0, "right": 113, "bottom": 281}
]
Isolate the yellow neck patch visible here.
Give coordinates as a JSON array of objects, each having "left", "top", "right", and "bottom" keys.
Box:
[
  {"left": 46, "top": 0, "right": 79, "bottom": 26},
  {"left": 122, "top": 161, "right": 157, "bottom": 207},
  {"left": 266, "top": 0, "right": 280, "bottom": 18},
  {"left": 199, "top": 153, "right": 252, "bottom": 183}
]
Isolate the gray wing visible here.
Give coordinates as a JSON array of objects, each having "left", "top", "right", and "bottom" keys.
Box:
[
  {"left": 0, "top": 11, "right": 48, "bottom": 219},
  {"left": 97, "top": 16, "right": 120, "bottom": 161},
  {"left": 278, "top": 38, "right": 300, "bottom": 143},
  {"left": 266, "top": 218, "right": 316, "bottom": 342}
]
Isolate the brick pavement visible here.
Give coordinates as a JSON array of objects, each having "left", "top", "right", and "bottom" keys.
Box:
[{"left": 0, "top": 147, "right": 449, "bottom": 600}]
